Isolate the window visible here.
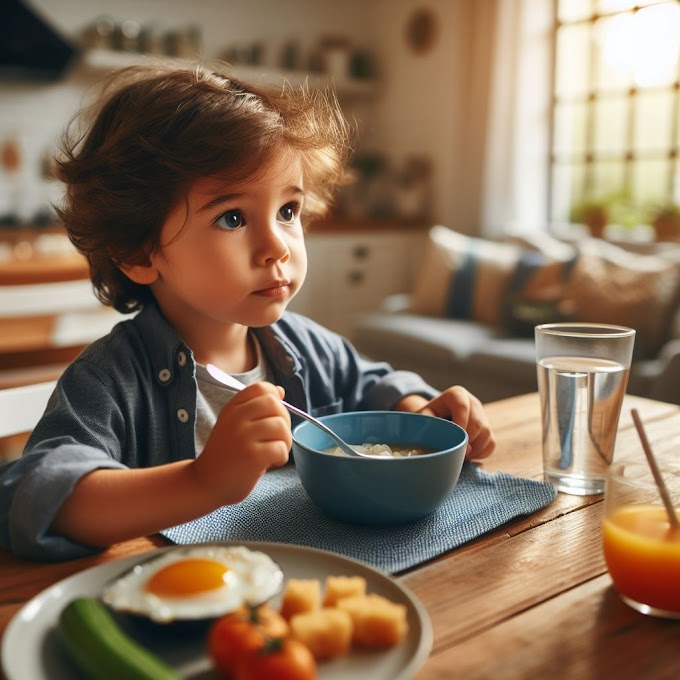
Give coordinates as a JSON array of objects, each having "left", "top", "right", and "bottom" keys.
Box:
[{"left": 549, "top": 0, "right": 680, "bottom": 231}]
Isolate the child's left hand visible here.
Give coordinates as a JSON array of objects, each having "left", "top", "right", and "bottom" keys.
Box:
[{"left": 394, "top": 387, "right": 496, "bottom": 460}]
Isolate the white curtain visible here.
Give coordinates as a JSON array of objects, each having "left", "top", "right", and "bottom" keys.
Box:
[{"left": 479, "top": 0, "right": 554, "bottom": 238}]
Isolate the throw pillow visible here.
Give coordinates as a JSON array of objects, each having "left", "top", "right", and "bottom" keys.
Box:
[
  {"left": 502, "top": 248, "right": 578, "bottom": 336},
  {"left": 409, "top": 225, "right": 576, "bottom": 330},
  {"left": 409, "top": 226, "right": 520, "bottom": 326},
  {"left": 561, "top": 239, "right": 680, "bottom": 358}
]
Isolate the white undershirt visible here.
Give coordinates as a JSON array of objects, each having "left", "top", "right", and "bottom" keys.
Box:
[{"left": 194, "top": 335, "right": 270, "bottom": 455}]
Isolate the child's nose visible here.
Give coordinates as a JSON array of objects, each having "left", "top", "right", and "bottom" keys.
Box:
[{"left": 255, "top": 221, "right": 290, "bottom": 265}]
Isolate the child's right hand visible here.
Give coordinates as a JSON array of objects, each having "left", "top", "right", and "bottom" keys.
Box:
[{"left": 193, "top": 382, "right": 291, "bottom": 506}]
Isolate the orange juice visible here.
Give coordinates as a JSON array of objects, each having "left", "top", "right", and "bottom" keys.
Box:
[{"left": 602, "top": 504, "right": 680, "bottom": 613}]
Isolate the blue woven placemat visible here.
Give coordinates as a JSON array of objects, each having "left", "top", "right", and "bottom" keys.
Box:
[{"left": 161, "top": 463, "right": 557, "bottom": 573}]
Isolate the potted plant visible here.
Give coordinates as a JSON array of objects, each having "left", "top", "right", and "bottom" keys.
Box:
[
  {"left": 650, "top": 203, "right": 680, "bottom": 242},
  {"left": 569, "top": 197, "right": 610, "bottom": 238}
]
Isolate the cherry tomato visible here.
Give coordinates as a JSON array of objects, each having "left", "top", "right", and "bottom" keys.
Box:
[
  {"left": 208, "top": 605, "right": 289, "bottom": 677},
  {"left": 244, "top": 605, "right": 289, "bottom": 638},
  {"left": 235, "top": 637, "right": 317, "bottom": 680}
]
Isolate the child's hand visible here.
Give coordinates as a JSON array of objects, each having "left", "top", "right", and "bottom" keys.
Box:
[
  {"left": 194, "top": 382, "right": 291, "bottom": 505},
  {"left": 394, "top": 387, "right": 496, "bottom": 460}
]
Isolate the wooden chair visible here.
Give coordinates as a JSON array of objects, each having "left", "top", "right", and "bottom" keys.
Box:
[{"left": 0, "top": 381, "right": 56, "bottom": 461}]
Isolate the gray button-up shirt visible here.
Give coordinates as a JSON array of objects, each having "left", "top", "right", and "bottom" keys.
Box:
[{"left": 0, "top": 302, "right": 436, "bottom": 560}]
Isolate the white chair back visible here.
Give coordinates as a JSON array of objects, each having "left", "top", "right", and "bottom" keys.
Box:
[
  {"left": 0, "top": 381, "right": 56, "bottom": 439},
  {"left": 0, "top": 280, "right": 125, "bottom": 349},
  {"left": 0, "top": 279, "right": 102, "bottom": 317}
]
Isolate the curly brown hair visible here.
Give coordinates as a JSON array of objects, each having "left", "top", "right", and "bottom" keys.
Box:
[{"left": 55, "top": 61, "right": 352, "bottom": 313}]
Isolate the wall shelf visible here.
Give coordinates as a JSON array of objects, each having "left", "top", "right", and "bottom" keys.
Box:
[{"left": 79, "top": 49, "right": 376, "bottom": 99}]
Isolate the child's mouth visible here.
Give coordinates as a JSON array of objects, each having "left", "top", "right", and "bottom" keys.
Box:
[{"left": 254, "top": 282, "right": 290, "bottom": 298}]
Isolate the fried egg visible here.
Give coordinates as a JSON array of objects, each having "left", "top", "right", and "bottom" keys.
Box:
[{"left": 101, "top": 545, "right": 284, "bottom": 623}]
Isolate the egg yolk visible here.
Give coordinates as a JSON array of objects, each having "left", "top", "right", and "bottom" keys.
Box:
[{"left": 145, "top": 559, "right": 229, "bottom": 597}]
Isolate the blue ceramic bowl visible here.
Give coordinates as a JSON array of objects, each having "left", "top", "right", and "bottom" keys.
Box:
[{"left": 292, "top": 411, "right": 468, "bottom": 525}]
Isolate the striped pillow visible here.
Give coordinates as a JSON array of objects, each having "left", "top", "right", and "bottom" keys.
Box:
[{"left": 409, "top": 226, "right": 575, "bottom": 328}]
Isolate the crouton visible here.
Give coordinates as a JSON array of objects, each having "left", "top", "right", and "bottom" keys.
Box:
[
  {"left": 323, "top": 575, "right": 367, "bottom": 607},
  {"left": 280, "top": 578, "right": 322, "bottom": 620},
  {"left": 336, "top": 593, "right": 408, "bottom": 648},
  {"left": 289, "top": 608, "right": 353, "bottom": 659}
]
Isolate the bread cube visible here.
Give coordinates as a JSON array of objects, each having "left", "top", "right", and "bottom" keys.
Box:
[
  {"left": 336, "top": 593, "right": 408, "bottom": 648},
  {"left": 323, "top": 575, "right": 367, "bottom": 607},
  {"left": 289, "top": 608, "right": 353, "bottom": 660},
  {"left": 280, "top": 578, "right": 321, "bottom": 620}
]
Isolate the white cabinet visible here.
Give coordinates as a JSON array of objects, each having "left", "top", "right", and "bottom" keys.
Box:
[{"left": 288, "top": 229, "right": 427, "bottom": 337}]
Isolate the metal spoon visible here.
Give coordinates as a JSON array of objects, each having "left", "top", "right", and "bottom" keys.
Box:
[{"left": 205, "top": 363, "right": 369, "bottom": 458}]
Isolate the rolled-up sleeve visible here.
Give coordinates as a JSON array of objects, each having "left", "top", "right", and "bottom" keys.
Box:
[
  {"left": 4, "top": 447, "right": 127, "bottom": 560},
  {"left": 0, "top": 363, "right": 130, "bottom": 561}
]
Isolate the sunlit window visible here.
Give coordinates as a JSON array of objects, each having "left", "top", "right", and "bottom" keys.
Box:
[{"left": 550, "top": 0, "right": 680, "bottom": 233}]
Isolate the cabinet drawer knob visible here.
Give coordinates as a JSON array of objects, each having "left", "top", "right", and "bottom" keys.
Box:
[
  {"left": 347, "top": 270, "right": 364, "bottom": 285},
  {"left": 352, "top": 245, "right": 370, "bottom": 260}
]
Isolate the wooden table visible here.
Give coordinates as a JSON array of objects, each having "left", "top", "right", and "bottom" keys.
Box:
[{"left": 1, "top": 392, "right": 679, "bottom": 678}]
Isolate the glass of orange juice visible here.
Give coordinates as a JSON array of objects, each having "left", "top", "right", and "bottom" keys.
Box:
[{"left": 603, "top": 458, "right": 680, "bottom": 618}]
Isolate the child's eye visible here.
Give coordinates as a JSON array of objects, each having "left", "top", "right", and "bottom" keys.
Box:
[
  {"left": 278, "top": 202, "right": 300, "bottom": 225},
  {"left": 215, "top": 210, "right": 244, "bottom": 231}
]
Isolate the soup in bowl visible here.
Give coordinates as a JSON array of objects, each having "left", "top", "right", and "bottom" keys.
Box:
[{"left": 292, "top": 410, "right": 468, "bottom": 525}]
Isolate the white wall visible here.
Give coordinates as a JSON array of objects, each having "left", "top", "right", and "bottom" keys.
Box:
[
  {"left": 363, "top": 0, "right": 477, "bottom": 231},
  {"left": 0, "top": 0, "right": 485, "bottom": 231}
]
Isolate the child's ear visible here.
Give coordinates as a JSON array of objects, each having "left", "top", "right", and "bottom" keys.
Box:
[{"left": 117, "top": 261, "right": 159, "bottom": 285}]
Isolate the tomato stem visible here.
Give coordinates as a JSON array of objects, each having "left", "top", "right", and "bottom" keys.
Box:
[{"left": 259, "top": 637, "right": 285, "bottom": 655}]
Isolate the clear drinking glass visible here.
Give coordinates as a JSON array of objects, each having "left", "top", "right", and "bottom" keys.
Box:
[
  {"left": 603, "top": 459, "right": 680, "bottom": 618},
  {"left": 535, "top": 322, "right": 636, "bottom": 495}
]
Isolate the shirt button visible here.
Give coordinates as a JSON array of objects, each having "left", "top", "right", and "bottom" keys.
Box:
[
  {"left": 158, "top": 368, "right": 172, "bottom": 382},
  {"left": 177, "top": 408, "right": 189, "bottom": 423},
  {"left": 177, "top": 351, "right": 187, "bottom": 367}
]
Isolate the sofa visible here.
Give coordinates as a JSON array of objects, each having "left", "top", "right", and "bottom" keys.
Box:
[{"left": 351, "top": 226, "right": 680, "bottom": 405}]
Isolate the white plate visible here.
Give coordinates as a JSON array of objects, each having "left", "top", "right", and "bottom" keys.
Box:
[{"left": 2, "top": 541, "right": 432, "bottom": 680}]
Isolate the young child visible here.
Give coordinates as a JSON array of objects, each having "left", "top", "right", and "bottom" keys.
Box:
[{"left": 0, "top": 63, "right": 495, "bottom": 561}]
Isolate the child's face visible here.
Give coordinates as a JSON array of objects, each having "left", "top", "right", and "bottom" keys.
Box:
[{"left": 139, "top": 150, "right": 308, "bottom": 335}]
